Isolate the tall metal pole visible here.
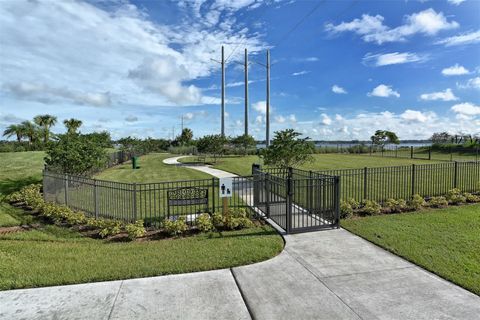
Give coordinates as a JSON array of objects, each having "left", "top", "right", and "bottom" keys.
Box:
[
  {"left": 266, "top": 49, "right": 270, "bottom": 147},
  {"left": 221, "top": 46, "right": 225, "bottom": 137},
  {"left": 244, "top": 48, "right": 249, "bottom": 136}
]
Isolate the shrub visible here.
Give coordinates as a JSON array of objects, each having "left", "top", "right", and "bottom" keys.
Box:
[
  {"left": 464, "top": 193, "right": 480, "bottom": 203},
  {"left": 163, "top": 216, "right": 188, "bottom": 236},
  {"left": 86, "top": 218, "right": 123, "bottom": 238},
  {"left": 211, "top": 212, "right": 224, "bottom": 228},
  {"left": 360, "top": 200, "right": 381, "bottom": 215},
  {"left": 9, "top": 184, "right": 45, "bottom": 209},
  {"left": 212, "top": 209, "right": 254, "bottom": 230},
  {"left": 340, "top": 201, "right": 353, "bottom": 219},
  {"left": 428, "top": 196, "right": 448, "bottom": 208},
  {"left": 125, "top": 220, "right": 146, "bottom": 240},
  {"left": 196, "top": 213, "right": 214, "bottom": 232},
  {"left": 384, "top": 198, "right": 407, "bottom": 213},
  {"left": 346, "top": 198, "right": 360, "bottom": 210},
  {"left": 445, "top": 188, "right": 466, "bottom": 205},
  {"left": 409, "top": 194, "right": 427, "bottom": 210}
]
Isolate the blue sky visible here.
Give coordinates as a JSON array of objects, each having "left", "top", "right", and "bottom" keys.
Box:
[{"left": 0, "top": 0, "right": 479, "bottom": 141}]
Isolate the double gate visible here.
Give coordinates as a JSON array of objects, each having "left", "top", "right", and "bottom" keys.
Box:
[{"left": 252, "top": 165, "right": 340, "bottom": 233}]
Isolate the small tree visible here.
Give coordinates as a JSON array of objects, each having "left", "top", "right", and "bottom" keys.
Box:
[
  {"left": 3, "top": 124, "right": 25, "bottom": 142},
  {"left": 45, "top": 134, "right": 107, "bottom": 175},
  {"left": 231, "top": 134, "right": 256, "bottom": 155},
  {"left": 34, "top": 114, "right": 57, "bottom": 144},
  {"left": 196, "top": 134, "right": 228, "bottom": 162},
  {"left": 63, "top": 118, "right": 83, "bottom": 135},
  {"left": 370, "top": 130, "right": 399, "bottom": 147},
  {"left": 176, "top": 128, "right": 194, "bottom": 146},
  {"left": 261, "top": 129, "right": 314, "bottom": 169}
]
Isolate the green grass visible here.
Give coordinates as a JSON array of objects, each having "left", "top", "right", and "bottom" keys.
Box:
[
  {"left": 180, "top": 154, "right": 442, "bottom": 176},
  {"left": 0, "top": 225, "right": 283, "bottom": 290},
  {"left": 341, "top": 204, "right": 480, "bottom": 295},
  {"left": 0, "top": 151, "right": 45, "bottom": 227},
  {"left": 96, "top": 153, "right": 212, "bottom": 182}
]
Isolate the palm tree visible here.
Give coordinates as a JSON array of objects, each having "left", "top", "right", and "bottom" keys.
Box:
[
  {"left": 19, "top": 121, "right": 39, "bottom": 145},
  {"left": 63, "top": 118, "right": 82, "bottom": 134},
  {"left": 34, "top": 114, "right": 57, "bottom": 144},
  {"left": 2, "top": 124, "right": 25, "bottom": 142}
]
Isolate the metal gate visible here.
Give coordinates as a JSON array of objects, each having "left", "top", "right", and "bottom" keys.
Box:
[{"left": 252, "top": 165, "right": 340, "bottom": 234}]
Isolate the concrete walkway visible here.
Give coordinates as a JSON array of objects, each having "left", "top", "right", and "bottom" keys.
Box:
[
  {"left": 162, "top": 155, "right": 237, "bottom": 178},
  {"left": 1, "top": 229, "right": 479, "bottom": 319}
]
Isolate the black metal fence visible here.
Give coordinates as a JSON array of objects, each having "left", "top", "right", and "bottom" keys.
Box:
[
  {"left": 43, "top": 170, "right": 254, "bottom": 227},
  {"left": 315, "top": 161, "right": 480, "bottom": 203},
  {"left": 252, "top": 165, "right": 340, "bottom": 233},
  {"left": 373, "top": 146, "right": 479, "bottom": 162}
]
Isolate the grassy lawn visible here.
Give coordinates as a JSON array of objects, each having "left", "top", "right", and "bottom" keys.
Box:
[
  {"left": 96, "top": 153, "right": 212, "bottom": 182},
  {"left": 341, "top": 204, "right": 480, "bottom": 295},
  {"left": 180, "top": 154, "right": 441, "bottom": 176},
  {"left": 0, "top": 224, "right": 283, "bottom": 290}
]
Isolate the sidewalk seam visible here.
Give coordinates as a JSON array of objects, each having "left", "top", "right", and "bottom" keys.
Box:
[
  {"left": 107, "top": 281, "right": 123, "bottom": 320},
  {"left": 230, "top": 268, "right": 255, "bottom": 320},
  {"left": 284, "top": 250, "right": 365, "bottom": 320}
]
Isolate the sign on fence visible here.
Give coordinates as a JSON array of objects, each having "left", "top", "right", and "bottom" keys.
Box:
[{"left": 219, "top": 177, "right": 233, "bottom": 198}]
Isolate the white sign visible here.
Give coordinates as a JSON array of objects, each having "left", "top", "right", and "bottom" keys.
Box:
[{"left": 219, "top": 177, "right": 233, "bottom": 198}]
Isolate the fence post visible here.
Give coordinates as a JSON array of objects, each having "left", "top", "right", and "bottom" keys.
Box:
[
  {"left": 454, "top": 161, "right": 458, "bottom": 189},
  {"left": 309, "top": 171, "right": 313, "bottom": 210},
  {"left": 334, "top": 176, "right": 340, "bottom": 229},
  {"left": 93, "top": 179, "right": 99, "bottom": 219},
  {"left": 64, "top": 173, "right": 69, "bottom": 206},
  {"left": 363, "top": 167, "right": 368, "bottom": 200},
  {"left": 428, "top": 148, "right": 431, "bottom": 161},
  {"left": 212, "top": 177, "right": 216, "bottom": 213},
  {"left": 395, "top": 146, "right": 398, "bottom": 158},
  {"left": 286, "top": 167, "right": 293, "bottom": 234},
  {"left": 265, "top": 173, "right": 270, "bottom": 219},
  {"left": 411, "top": 164, "right": 416, "bottom": 196},
  {"left": 252, "top": 164, "right": 261, "bottom": 206},
  {"left": 410, "top": 146, "right": 414, "bottom": 159},
  {"left": 42, "top": 170, "right": 46, "bottom": 202},
  {"left": 133, "top": 183, "right": 137, "bottom": 222}
]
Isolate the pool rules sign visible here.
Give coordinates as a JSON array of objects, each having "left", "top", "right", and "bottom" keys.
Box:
[{"left": 219, "top": 177, "right": 233, "bottom": 213}]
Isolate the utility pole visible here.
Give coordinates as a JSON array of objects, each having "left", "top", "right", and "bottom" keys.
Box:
[
  {"left": 244, "top": 48, "right": 249, "bottom": 137},
  {"left": 181, "top": 114, "right": 184, "bottom": 132},
  {"left": 266, "top": 49, "right": 270, "bottom": 147},
  {"left": 221, "top": 45, "right": 225, "bottom": 137}
]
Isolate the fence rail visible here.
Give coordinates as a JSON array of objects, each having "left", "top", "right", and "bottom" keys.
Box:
[
  {"left": 315, "top": 161, "right": 480, "bottom": 203},
  {"left": 43, "top": 171, "right": 254, "bottom": 227},
  {"left": 372, "top": 146, "right": 479, "bottom": 162}
]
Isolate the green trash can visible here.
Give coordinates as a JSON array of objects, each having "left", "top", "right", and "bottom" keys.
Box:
[{"left": 132, "top": 156, "right": 139, "bottom": 169}]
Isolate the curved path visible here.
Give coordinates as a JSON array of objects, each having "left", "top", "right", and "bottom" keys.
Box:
[
  {"left": 162, "top": 155, "right": 237, "bottom": 178},
  {"left": 2, "top": 158, "right": 479, "bottom": 319}
]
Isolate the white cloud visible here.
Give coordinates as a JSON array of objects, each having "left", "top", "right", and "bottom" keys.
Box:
[
  {"left": 436, "top": 30, "right": 480, "bottom": 46},
  {"left": 451, "top": 102, "right": 480, "bottom": 116},
  {"left": 368, "top": 84, "right": 400, "bottom": 98},
  {"left": 252, "top": 100, "right": 273, "bottom": 115},
  {"left": 274, "top": 115, "right": 286, "bottom": 123},
  {"left": 292, "top": 70, "right": 310, "bottom": 76},
  {"left": 448, "top": 0, "right": 466, "bottom": 5},
  {"left": 441, "top": 64, "right": 470, "bottom": 76},
  {"left": 320, "top": 114, "right": 332, "bottom": 125},
  {"left": 332, "top": 85, "right": 347, "bottom": 94},
  {"left": 326, "top": 9, "right": 458, "bottom": 44},
  {"left": 255, "top": 115, "right": 263, "bottom": 124},
  {"left": 457, "top": 77, "right": 480, "bottom": 89},
  {"left": 288, "top": 114, "right": 297, "bottom": 122},
  {"left": 420, "top": 88, "right": 458, "bottom": 101},
  {"left": 363, "top": 52, "right": 426, "bottom": 66},
  {"left": 400, "top": 110, "right": 435, "bottom": 123}
]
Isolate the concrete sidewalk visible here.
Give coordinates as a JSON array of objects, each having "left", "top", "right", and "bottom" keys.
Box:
[
  {"left": 162, "top": 155, "right": 238, "bottom": 178},
  {"left": 1, "top": 228, "right": 479, "bottom": 320}
]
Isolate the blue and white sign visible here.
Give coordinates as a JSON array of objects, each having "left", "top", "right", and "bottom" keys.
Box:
[{"left": 219, "top": 178, "right": 233, "bottom": 198}]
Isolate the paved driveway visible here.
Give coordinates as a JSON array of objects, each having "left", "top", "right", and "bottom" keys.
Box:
[{"left": 1, "top": 228, "right": 479, "bottom": 320}]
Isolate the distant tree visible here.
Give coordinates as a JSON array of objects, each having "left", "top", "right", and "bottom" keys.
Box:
[
  {"left": 176, "top": 128, "right": 193, "bottom": 145},
  {"left": 19, "top": 121, "right": 39, "bottom": 145},
  {"left": 370, "top": 130, "right": 400, "bottom": 147},
  {"left": 34, "top": 114, "right": 57, "bottom": 144},
  {"left": 430, "top": 132, "right": 451, "bottom": 144},
  {"left": 84, "top": 131, "right": 112, "bottom": 148},
  {"left": 63, "top": 118, "right": 83, "bottom": 135},
  {"left": 231, "top": 134, "right": 256, "bottom": 155},
  {"left": 2, "top": 124, "right": 25, "bottom": 142},
  {"left": 261, "top": 129, "right": 314, "bottom": 169},
  {"left": 196, "top": 134, "right": 228, "bottom": 162},
  {"left": 45, "top": 134, "right": 107, "bottom": 175}
]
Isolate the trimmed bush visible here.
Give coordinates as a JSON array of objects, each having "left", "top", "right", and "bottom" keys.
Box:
[
  {"left": 340, "top": 201, "right": 353, "bottom": 219},
  {"left": 196, "top": 213, "right": 214, "bottom": 232},
  {"left": 464, "top": 193, "right": 480, "bottom": 203},
  {"left": 360, "top": 200, "right": 381, "bottom": 216},
  {"left": 163, "top": 216, "right": 188, "bottom": 236},
  {"left": 428, "top": 196, "right": 449, "bottom": 208},
  {"left": 125, "top": 220, "right": 146, "bottom": 240},
  {"left": 384, "top": 198, "right": 407, "bottom": 213},
  {"left": 409, "top": 194, "right": 427, "bottom": 210},
  {"left": 346, "top": 198, "right": 360, "bottom": 210},
  {"left": 446, "top": 188, "right": 466, "bottom": 205}
]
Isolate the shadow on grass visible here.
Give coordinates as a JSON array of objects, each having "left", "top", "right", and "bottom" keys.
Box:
[{"left": 0, "top": 177, "right": 41, "bottom": 196}]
